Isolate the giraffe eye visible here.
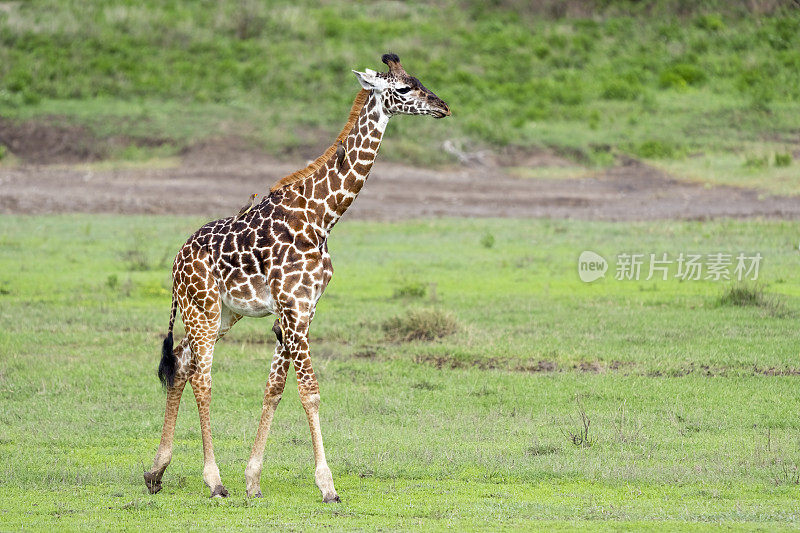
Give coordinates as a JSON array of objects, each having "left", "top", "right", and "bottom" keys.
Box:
[{"left": 396, "top": 86, "right": 411, "bottom": 94}]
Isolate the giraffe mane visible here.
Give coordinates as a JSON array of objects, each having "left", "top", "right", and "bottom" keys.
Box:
[{"left": 270, "top": 89, "right": 370, "bottom": 192}]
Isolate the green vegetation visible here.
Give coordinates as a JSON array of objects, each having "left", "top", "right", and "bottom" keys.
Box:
[
  {"left": 381, "top": 307, "right": 459, "bottom": 342},
  {"left": 1, "top": 1, "right": 800, "bottom": 187},
  {"left": 1, "top": 215, "right": 799, "bottom": 529}
]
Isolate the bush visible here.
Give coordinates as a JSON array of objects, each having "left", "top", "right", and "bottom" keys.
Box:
[
  {"left": 633, "top": 140, "right": 679, "bottom": 159},
  {"left": 393, "top": 281, "right": 427, "bottom": 299},
  {"left": 718, "top": 284, "right": 764, "bottom": 307},
  {"left": 694, "top": 13, "right": 725, "bottom": 32},
  {"left": 658, "top": 63, "right": 707, "bottom": 89},
  {"left": 716, "top": 283, "right": 788, "bottom": 317},
  {"left": 382, "top": 308, "right": 459, "bottom": 342},
  {"left": 743, "top": 155, "right": 768, "bottom": 169},
  {"left": 737, "top": 66, "right": 776, "bottom": 110},
  {"left": 774, "top": 153, "right": 792, "bottom": 167},
  {"left": 600, "top": 79, "right": 642, "bottom": 101}
]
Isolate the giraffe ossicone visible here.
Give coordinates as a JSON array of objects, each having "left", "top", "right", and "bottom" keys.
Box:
[{"left": 145, "top": 53, "right": 450, "bottom": 500}]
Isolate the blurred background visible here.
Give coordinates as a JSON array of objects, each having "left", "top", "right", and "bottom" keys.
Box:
[{"left": 0, "top": 0, "right": 798, "bottom": 199}]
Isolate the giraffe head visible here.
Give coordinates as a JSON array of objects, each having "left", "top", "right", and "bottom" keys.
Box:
[{"left": 352, "top": 53, "right": 451, "bottom": 119}]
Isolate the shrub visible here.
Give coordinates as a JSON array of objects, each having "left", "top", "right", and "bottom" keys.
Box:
[
  {"left": 600, "top": 79, "right": 642, "bottom": 101},
  {"left": 589, "top": 144, "right": 615, "bottom": 166},
  {"left": 120, "top": 232, "right": 154, "bottom": 271},
  {"left": 382, "top": 308, "right": 459, "bottom": 342},
  {"left": 480, "top": 233, "right": 495, "bottom": 249},
  {"left": 717, "top": 283, "right": 765, "bottom": 307},
  {"left": 743, "top": 155, "right": 768, "bottom": 169},
  {"left": 563, "top": 397, "right": 593, "bottom": 448},
  {"left": 694, "top": 13, "right": 725, "bottom": 32},
  {"left": 658, "top": 63, "right": 707, "bottom": 89},
  {"left": 633, "top": 140, "right": 679, "bottom": 159},
  {"left": 737, "top": 66, "right": 776, "bottom": 110},
  {"left": 533, "top": 43, "right": 550, "bottom": 59},
  {"left": 393, "top": 281, "right": 427, "bottom": 299},
  {"left": 774, "top": 153, "right": 792, "bottom": 167},
  {"left": 716, "top": 283, "right": 788, "bottom": 317}
]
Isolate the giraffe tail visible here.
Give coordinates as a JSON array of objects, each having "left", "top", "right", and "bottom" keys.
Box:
[{"left": 158, "top": 295, "right": 178, "bottom": 389}]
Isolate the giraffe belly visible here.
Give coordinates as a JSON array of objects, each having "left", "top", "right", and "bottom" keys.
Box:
[{"left": 219, "top": 281, "right": 277, "bottom": 318}]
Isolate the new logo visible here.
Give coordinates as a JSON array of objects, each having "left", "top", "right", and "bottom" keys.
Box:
[{"left": 578, "top": 251, "right": 607, "bottom": 283}]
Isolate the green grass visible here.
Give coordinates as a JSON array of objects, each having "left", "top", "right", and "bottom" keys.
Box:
[
  {"left": 1, "top": 1, "right": 800, "bottom": 182},
  {"left": 654, "top": 148, "right": 798, "bottom": 196},
  {"left": 1, "top": 214, "right": 800, "bottom": 529}
]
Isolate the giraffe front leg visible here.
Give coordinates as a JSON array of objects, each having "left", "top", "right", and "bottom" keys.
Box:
[
  {"left": 282, "top": 307, "right": 340, "bottom": 503},
  {"left": 145, "top": 338, "right": 192, "bottom": 494},
  {"left": 245, "top": 326, "right": 291, "bottom": 497}
]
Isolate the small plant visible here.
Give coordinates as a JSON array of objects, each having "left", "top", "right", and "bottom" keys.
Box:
[
  {"left": 533, "top": 43, "right": 550, "bottom": 59},
  {"left": 613, "top": 400, "right": 643, "bottom": 444},
  {"left": 589, "top": 144, "right": 615, "bottom": 166},
  {"left": 743, "top": 155, "right": 768, "bottom": 169},
  {"left": 525, "top": 442, "right": 560, "bottom": 456},
  {"left": 120, "top": 232, "right": 153, "bottom": 271},
  {"left": 480, "top": 232, "right": 495, "bottom": 249},
  {"left": 393, "top": 281, "right": 427, "bottom": 299},
  {"left": 600, "top": 79, "right": 641, "bottom": 101},
  {"left": 773, "top": 461, "right": 800, "bottom": 486},
  {"left": 694, "top": 13, "right": 725, "bottom": 32},
  {"left": 139, "top": 279, "right": 169, "bottom": 298},
  {"left": 633, "top": 140, "right": 679, "bottom": 159},
  {"left": 717, "top": 283, "right": 766, "bottom": 307},
  {"left": 382, "top": 308, "right": 459, "bottom": 342},
  {"left": 658, "top": 64, "right": 706, "bottom": 89},
  {"left": 411, "top": 379, "right": 441, "bottom": 391},
  {"left": 774, "top": 153, "right": 792, "bottom": 167},
  {"left": 0, "top": 145, "right": 6, "bottom": 160},
  {"left": 106, "top": 274, "right": 119, "bottom": 290},
  {"left": 716, "top": 283, "right": 789, "bottom": 317},
  {"left": 562, "top": 397, "right": 594, "bottom": 448}
]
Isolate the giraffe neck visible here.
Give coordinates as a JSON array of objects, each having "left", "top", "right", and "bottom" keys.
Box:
[{"left": 302, "top": 90, "right": 389, "bottom": 232}]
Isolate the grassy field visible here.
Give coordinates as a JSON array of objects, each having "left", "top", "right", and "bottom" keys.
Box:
[
  {"left": 2, "top": 1, "right": 800, "bottom": 192},
  {"left": 1, "top": 214, "right": 799, "bottom": 530}
]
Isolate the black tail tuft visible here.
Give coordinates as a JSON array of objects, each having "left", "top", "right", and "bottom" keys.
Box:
[{"left": 158, "top": 331, "right": 176, "bottom": 389}]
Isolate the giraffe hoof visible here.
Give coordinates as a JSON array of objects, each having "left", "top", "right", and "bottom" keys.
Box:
[
  {"left": 323, "top": 494, "right": 341, "bottom": 503},
  {"left": 210, "top": 485, "right": 229, "bottom": 498},
  {"left": 245, "top": 486, "right": 262, "bottom": 498},
  {"left": 143, "top": 472, "right": 162, "bottom": 494}
]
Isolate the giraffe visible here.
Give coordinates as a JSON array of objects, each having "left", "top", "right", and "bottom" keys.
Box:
[{"left": 143, "top": 53, "right": 450, "bottom": 501}]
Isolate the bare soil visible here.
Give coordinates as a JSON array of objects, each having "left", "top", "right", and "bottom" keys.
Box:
[{"left": 1, "top": 123, "right": 798, "bottom": 221}]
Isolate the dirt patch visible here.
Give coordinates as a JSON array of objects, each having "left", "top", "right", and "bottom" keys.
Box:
[
  {"left": 754, "top": 366, "right": 800, "bottom": 376},
  {"left": 411, "top": 355, "right": 634, "bottom": 373},
  {"left": 410, "top": 354, "right": 800, "bottom": 377},
  {"left": 1, "top": 121, "right": 800, "bottom": 220},
  {"left": 0, "top": 117, "right": 105, "bottom": 163},
  {"left": 0, "top": 117, "right": 176, "bottom": 164}
]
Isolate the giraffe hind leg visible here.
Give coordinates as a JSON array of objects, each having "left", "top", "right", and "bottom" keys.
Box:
[
  {"left": 145, "top": 337, "right": 193, "bottom": 494},
  {"left": 183, "top": 299, "right": 232, "bottom": 498}
]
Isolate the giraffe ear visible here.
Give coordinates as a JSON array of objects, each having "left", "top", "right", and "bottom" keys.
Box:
[{"left": 352, "top": 69, "right": 387, "bottom": 91}]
